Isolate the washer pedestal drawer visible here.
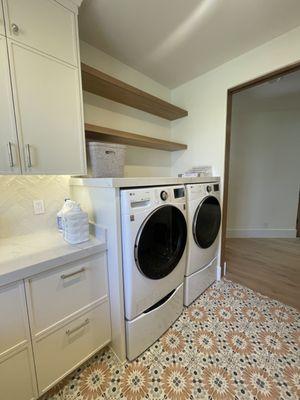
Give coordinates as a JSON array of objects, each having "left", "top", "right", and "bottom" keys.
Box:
[
  {"left": 184, "top": 258, "right": 217, "bottom": 306},
  {"left": 126, "top": 283, "right": 183, "bottom": 361}
]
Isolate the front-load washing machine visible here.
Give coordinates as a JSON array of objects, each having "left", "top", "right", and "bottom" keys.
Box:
[
  {"left": 121, "top": 185, "right": 187, "bottom": 360},
  {"left": 184, "top": 182, "right": 221, "bottom": 306}
]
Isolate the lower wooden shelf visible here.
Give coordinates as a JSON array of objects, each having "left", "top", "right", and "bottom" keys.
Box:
[{"left": 85, "top": 124, "right": 187, "bottom": 152}]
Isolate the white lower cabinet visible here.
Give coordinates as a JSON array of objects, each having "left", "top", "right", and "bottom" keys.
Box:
[
  {"left": 34, "top": 301, "right": 111, "bottom": 393},
  {"left": 0, "top": 347, "right": 37, "bottom": 400},
  {"left": 25, "top": 251, "right": 111, "bottom": 396},
  {"left": 0, "top": 251, "right": 111, "bottom": 399},
  {"left": 0, "top": 281, "right": 38, "bottom": 400}
]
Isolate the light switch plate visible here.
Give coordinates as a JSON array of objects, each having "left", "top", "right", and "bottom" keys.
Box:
[{"left": 33, "top": 199, "right": 45, "bottom": 215}]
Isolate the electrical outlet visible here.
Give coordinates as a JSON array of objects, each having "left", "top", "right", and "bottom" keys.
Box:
[{"left": 33, "top": 199, "right": 45, "bottom": 215}]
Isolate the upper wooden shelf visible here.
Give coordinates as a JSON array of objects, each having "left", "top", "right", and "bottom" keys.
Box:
[
  {"left": 81, "top": 63, "right": 188, "bottom": 121},
  {"left": 85, "top": 123, "right": 187, "bottom": 152}
]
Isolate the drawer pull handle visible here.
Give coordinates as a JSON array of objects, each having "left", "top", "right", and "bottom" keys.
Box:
[
  {"left": 105, "top": 150, "right": 115, "bottom": 155},
  {"left": 7, "top": 142, "right": 14, "bottom": 167},
  {"left": 66, "top": 318, "right": 89, "bottom": 336},
  {"left": 61, "top": 267, "right": 85, "bottom": 280},
  {"left": 25, "top": 144, "right": 32, "bottom": 168}
]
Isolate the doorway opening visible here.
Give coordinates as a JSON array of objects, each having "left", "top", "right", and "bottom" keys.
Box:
[{"left": 221, "top": 61, "right": 300, "bottom": 309}]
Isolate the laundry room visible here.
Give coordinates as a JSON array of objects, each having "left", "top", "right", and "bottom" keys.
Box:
[{"left": 0, "top": 1, "right": 299, "bottom": 400}]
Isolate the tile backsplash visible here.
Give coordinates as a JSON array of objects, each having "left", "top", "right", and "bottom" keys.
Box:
[{"left": 0, "top": 176, "right": 70, "bottom": 239}]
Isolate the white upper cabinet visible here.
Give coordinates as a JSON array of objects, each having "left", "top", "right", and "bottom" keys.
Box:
[
  {"left": 3, "top": 0, "right": 78, "bottom": 65},
  {"left": 0, "top": 35, "right": 21, "bottom": 174},
  {"left": 9, "top": 41, "right": 86, "bottom": 175},
  {"left": 0, "top": 1, "right": 5, "bottom": 35},
  {"left": 0, "top": 0, "right": 86, "bottom": 175}
]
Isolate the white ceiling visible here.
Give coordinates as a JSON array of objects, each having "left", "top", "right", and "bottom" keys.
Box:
[
  {"left": 78, "top": 0, "right": 300, "bottom": 88},
  {"left": 233, "top": 69, "right": 300, "bottom": 112}
]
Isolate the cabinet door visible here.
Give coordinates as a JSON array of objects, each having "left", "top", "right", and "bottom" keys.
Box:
[
  {"left": 0, "top": 281, "right": 38, "bottom": 400},
  {"left": 0, "top": 35, "right": 21, "bottom": 174},
  {"left": 0, "top": 0, "right": 5, "bottom": 35},
  {"left": 8, "top": 40, "right": 86, "bottom": 175},
  {"left": 3, "top": 0, "right": 78, "bottom": 65}
]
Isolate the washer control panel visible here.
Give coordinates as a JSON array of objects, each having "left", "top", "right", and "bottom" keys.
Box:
[{"left": 121, "top": 185, "right": 186, "bottom": 214}]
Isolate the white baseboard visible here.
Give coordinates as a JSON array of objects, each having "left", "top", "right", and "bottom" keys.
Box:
[{"left": 227, "top": 229, "right": 297, "bottom": 238}]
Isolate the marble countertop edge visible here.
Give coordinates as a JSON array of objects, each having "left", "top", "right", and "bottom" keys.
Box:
[{"left": 0, "top": 228, "right": 106, "bottom": 287}]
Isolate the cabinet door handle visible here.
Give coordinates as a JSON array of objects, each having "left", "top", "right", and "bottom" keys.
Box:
[
  {"left": 66, "top": 318, "right": 89, "bottom": 336},
  {"left": 61, "top": 267, "right": 85, "bottom": 280},
  {"left": 11, "top": 23, "right": 19, "bottom": 34},
  {"left": 7, "top": 142, "right": 14, "bottom": 167},
  {"left": 25, "top": 144, "right": 32, "bottom": 168}
]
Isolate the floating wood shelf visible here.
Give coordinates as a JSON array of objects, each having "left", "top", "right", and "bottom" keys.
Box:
[
  {"left": 81, "top": 63, "right": 188, "bottom": 121},
  {"left": 85, "top": 124, "right": 187, "bottom": 152}
]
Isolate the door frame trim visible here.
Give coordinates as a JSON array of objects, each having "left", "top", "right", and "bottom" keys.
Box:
[{"left": 220, "top": 60, "right": 300, "bottom": 270}]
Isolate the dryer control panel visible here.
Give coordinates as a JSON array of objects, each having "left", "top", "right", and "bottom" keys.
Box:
[
  {"left": 186, "top": 182, "right": 221, "bottom": 202},
  {"left": 206, "top": 183, "right": 219, "bottom": 193}
]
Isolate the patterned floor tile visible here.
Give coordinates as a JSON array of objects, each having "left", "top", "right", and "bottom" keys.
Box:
[
  {"left": 229, "top": 363, "right": 281, "bottom": 400},
  {"left": 188, "top": 362, "right": 238, "bottom": 399},
  {"left": 149, "top": 325, "right": 194, "bottom": 367},
  {"left": 44, "top": 279, "right": 299, "bottom": 400},
  {"left": 152, "top": 363, "right": 194, "bottom": 400},
  {"left": 269, "top": 363, "right": 300, "bottom": 400}
]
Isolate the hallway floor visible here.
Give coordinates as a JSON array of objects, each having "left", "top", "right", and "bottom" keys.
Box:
[
  {"left": 225, "top": 238, "right": 300, "bottom": 309},
  {"left": 44, "top": 279, "right": 299, "bottom": 400}
]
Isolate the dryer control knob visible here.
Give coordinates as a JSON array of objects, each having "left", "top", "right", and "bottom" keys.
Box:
[
  {"left": 206, "top": 185, "right": 212, "bottom": 193},
  {"left": 160, "top": 191, "right": 168, "bottom": 201}
]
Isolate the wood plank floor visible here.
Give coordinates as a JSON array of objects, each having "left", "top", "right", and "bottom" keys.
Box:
[{"left": 225, "top": 238, "right": 300, "bottom": 310}]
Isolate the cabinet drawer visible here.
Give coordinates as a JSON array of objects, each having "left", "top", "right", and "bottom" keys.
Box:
[
  {"left": 27, "top": 252, "right": 108, "bottom": 333},
  {"left": 3, "top": 0, "right": 78, "bottom": 65},
  {"left": 35, "top": 301, "right": 111, "bottom": 393},
  {"left": 0, "top": 281, "right": 28, "bottom": 355},
  {"left": 0, "top": 347, "right": 37, "bottom": 400}
]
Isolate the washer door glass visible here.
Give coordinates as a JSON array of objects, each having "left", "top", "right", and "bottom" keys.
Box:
[
  {"left": 135, "top": 205, "right": 187, "bottom": 280},
  {"left": 193, "top": 196, "right": 221, "bottom": 249}
]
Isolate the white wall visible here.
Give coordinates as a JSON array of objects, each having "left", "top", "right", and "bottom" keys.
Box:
[
  {"left": 171, "top": 26, "right": 300, "bottom": 182},
  {"left": 80, "top": 41, "right": 172, "bottom": 177},
  {"left": 227, "top": 109, "right": 300, "bottom": 238}
]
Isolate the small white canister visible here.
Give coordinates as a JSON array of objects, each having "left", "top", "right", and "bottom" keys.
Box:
[{"left": 63, "top": 202, "right": 89, "bottom": 244}]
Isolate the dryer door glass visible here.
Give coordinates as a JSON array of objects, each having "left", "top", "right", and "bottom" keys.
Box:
[
  {"left": 193, "top": 196, "right": 221, "bottom": 249},
  {"left": 135, "top": 205, "right": 187, "bottom": 280}
]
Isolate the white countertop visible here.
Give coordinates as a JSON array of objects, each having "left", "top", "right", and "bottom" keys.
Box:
[
  {"left": 0, "top": 230, "right": 106, "bottom": 286},
  {"left": 70, "top": 176, "right": 220, "bottom": 188}
]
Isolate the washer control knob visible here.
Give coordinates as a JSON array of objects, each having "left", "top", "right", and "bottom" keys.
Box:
[
  {"left": 206, "top": 185, "right": 212, "bottom": 193},
  {"left": 160, "top": 191, "right": 168, "bottom": 201}
]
